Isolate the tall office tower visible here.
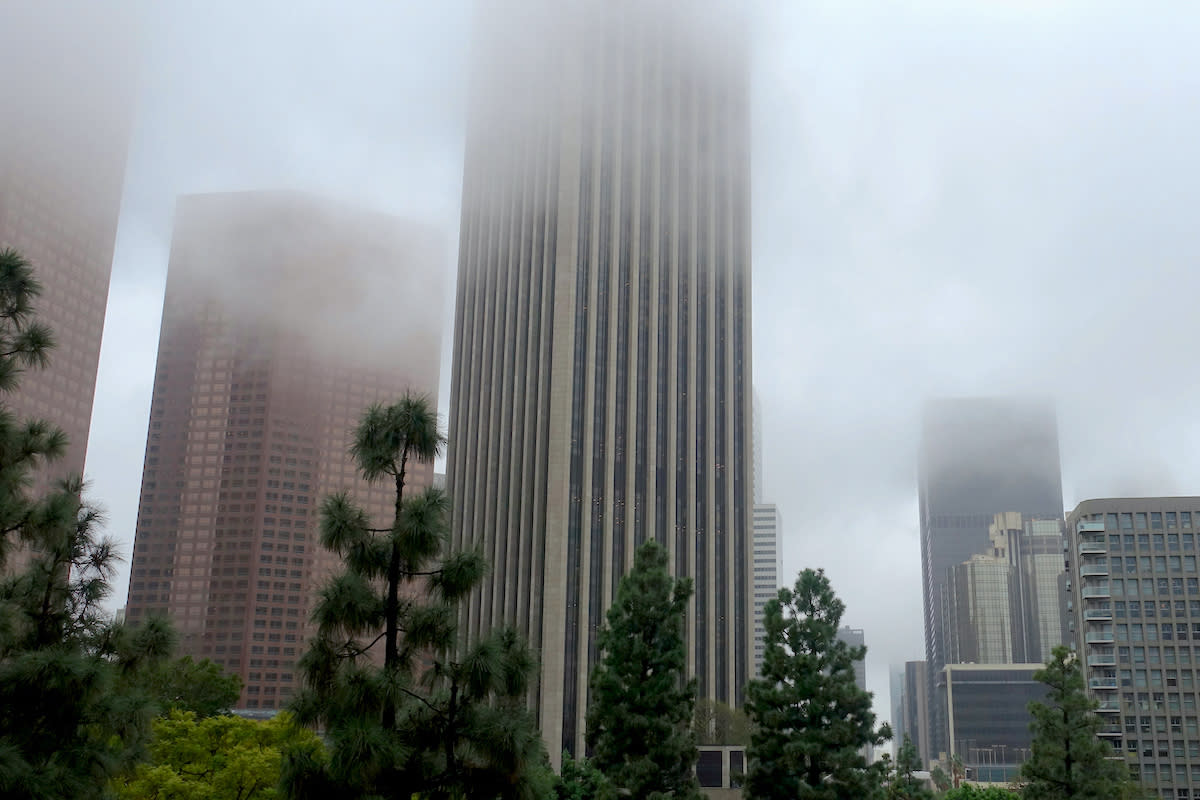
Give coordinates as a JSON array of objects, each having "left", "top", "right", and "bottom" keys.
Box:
[
  {"left": 124, "top": 192, "right": 443, "bottom": 708},
  {"left": 753, "top": 391, "right": 764, "bottom": 504},
  {"left": 945, "top": 512, "right": 1068, "bottom": 666},
  {"left": 752, "top": 504, "right": 781, "bottom": 676},
  {"left": 903, "top": 660, "right": 932, "bottom": 767},
  {"left": 890, "top": 664, "right": 908, "bottom": 757},
  {"left": 918, "top": 397, "right": 1063, "bottom": 759},
  {"left": 0, "top": 7, "right": 140, "bottom": 493},
  {"left": 447, "top": 0, "right": 752, "bottom": 758},
  {"left": 1068, "top": 498, "right": 1200, "bottom": 796},
  {"left": 836, "top": 626, "right": 872, "bottom": 762}
]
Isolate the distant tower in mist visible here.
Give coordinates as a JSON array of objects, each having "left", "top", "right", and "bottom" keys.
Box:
[
  {"left": 0, "top": 6, "right": 140, "bottom": 492},
  {"left": 918, "top": 397, "right": 1063, "bottom": 761},
  {"left": 124, "top": 192, "right": 443, "bottom": 708},
  {"left": 446, "top": 0, "right": 753, "bottom": 758}
]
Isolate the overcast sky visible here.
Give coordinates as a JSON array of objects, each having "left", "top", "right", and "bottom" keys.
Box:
[{"left": 71, "top": 0, "right": 1200, "bottom": 727}]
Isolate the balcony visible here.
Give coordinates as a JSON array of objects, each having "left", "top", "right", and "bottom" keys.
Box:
[
  {"left": 1084, "top": 607, "right": 1113, "bottom": 621},
  {"left": 1086, "top": 631, "right": 1115, "bottom": 644},
  {"left": 1080, "top": 563, "right": 1109, "bottom": 577},
  {"left": 1089, "top": 677, "right": 1118, "bottom": 690},
  {"left": 1082, "top": 584, "right": 1111, "bottom": 599},
  {"left": 1088, "top": 653, "right": 1117, "bottom": 667},
  {"left": 1079, "top": 541, "right": 1107, "bottom": 555},
  {"left": 1096, "top": 700, "right": 1121, "bottom": 713},
  {"left": 1097, "top": 724, "right": 1123, "bottom": 737}
]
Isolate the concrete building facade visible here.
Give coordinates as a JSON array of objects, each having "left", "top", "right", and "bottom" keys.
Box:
[
  {"left": 752, "top": 504, "right": 781, "bottom": 677},
  {"left": 1068, "top": 498, "right": 1200, "bottom": 797},
  {"left": 918, "top": 397, "right": 1064, "bottom": 759},
  {"left": 447, "top": 0, "right": 753, "bottom": 759},
  {"left": 124, "top": 192, "right": 443, "bottom": 708}
]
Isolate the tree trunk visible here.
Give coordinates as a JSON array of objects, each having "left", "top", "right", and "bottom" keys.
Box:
[{"left": 381, "top": 458, "right": 407, "bottom": 730}]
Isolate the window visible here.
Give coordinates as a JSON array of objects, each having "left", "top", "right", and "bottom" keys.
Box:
[{"left": 1137, "top": 513, "right": 1148, "bottom": 530}]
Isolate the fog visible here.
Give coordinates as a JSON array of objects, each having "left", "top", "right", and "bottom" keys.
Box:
[{"left": 2, "top": 0, "right": 1198, "bottom": 729}]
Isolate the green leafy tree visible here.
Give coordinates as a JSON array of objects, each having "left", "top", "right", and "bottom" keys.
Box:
[
  {"left": 744, "top": 567, "right": 890, "bottom": 800},
  {"left": 929, "top": 766, "right": 951, "bottom": 793},
  {"left": 113, "top": 710, "right": 325, "bottom": 800},
  {"left": 0, "top": 248, "right": 174, "bottom": 799},
  {"left": 137, "top": 654, "right": 242, "bottom": 718},
  {"left": 693, "top": 697, "right": 752, "bottom": 746},
  {"left": 1021, "top": 645, "right": 1141, "bottom": 800},
  {"left": 585, "top": 539, "right": 702, "bottom": 800},
  {"left": 885, "top": 734, "right": 931, "bottom": 800},
  {"left": 284, "top": 394, "right": 545, "bottom": 800}
]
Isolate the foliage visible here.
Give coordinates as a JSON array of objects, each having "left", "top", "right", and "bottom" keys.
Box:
[
  {"left": 283, "top": 393, "right": 545, "bottom": 800},
  {"left": 585, "top": 540, "right": 702, "bottom": 800},
  {"left": 930, "top": 766, "right": 951, "bottom": 793},
  {"left": 0, "top": 248, "right": 173, "bottom": 799},
  {"left": 113, "top": 710, "right": 324, "bottom": 800},
  {"left": 940, "top": 786, "right": 1019, "bottom": 799},
  {"left": 1020, "top": 645, "right": 1137, "bottom": 800},
  {"left": 553, "top": 752, "right": 609, "bottom": 800},
  {"left": 693, "top": 697, "right": 752, "bottom": 746},
  {"left": 884, "top": 734, "right": 931, "bottom": 800},
  {"left": 744, "top": 567, "right": 890, "bottom": 800},
  {"left": 135, "top": 654, "right": 242, "bottom": 718}
]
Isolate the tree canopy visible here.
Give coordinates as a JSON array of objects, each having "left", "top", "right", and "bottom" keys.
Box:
[
  {"left": 744, "top": 567, "right": 889, "bottom": 800},
  {"left": 585, "top": 539, "right": 702, "bottom": 800},
  {"left": 0, "top": 247, "right": 173, "bottom": 799},
  {"left": 283, "top": 393, "right": 545, "bottom": 799},
  {"left": 1021, "top": 645, "right": 1141, "bottom": 800},
  {"left": 114, "top": 710, "right": 324, "bottom": 800}
]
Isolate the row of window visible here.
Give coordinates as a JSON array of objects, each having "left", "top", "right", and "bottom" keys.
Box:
[{"left": 1101, "top": 511, "right": 1197, "bottom": 531}]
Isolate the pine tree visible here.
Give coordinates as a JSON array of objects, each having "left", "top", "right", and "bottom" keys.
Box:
[
  {"left": 284, "top": 394, "right": 546, "bottom": 800},
  {"left": 744, "top": 568, "right": 889, "bottom": 800},
  {"left": 585, "top": 539, "right": 702, "bottom": 800},
  {"left": 885, "top": 734, "right": 932, "bottom": 800},
  {"left": 0, "top": 248, "right": 174, "bottom": 799},
  {"left": 1021, "top": 645, "right": 1143, "bottom": 800}
]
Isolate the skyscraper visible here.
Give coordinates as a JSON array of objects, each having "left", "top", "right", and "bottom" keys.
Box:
[
  {"left": 903, "top": 660, "right": 932, "bottom": 767},
  {"left": 1067, "top": 498, "right": 1200, "bottom": 796},
  {"left": 0, "top": 6, "right": 140, "bottom": 491},
  {"left": 918, "top": 397, "right": 1063, "bottom": 759},
  {"left": 447, "top": 0, "right": 753, "bottom": 758},
  {"left": 124, "top": 192, "right": 443, "bottom": 708},
  {"left": 752, "top": 503, "right": 781, "bottom": 676}
]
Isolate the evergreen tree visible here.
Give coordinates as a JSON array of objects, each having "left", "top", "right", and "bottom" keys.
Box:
[
  {"left": 0, "top": 247, "right": 173, "bottom": 799},
  {"left": 884, "top": 735, "right": 931, "bottom": 800},
  {"left": 585, "top": 539, "right": 702, "bottom": 800},
  {"left": 284, "top": 394, "right": 545, "bottom": 800},
  {"left": 744, "top": 568, "right": 890, "bottom": 800},
  {"left": 1021, "top": 645, "right": 1142, "bottom": 800},
  {"left": 553, "top": 752, "right": 610, "bottom": 800}
]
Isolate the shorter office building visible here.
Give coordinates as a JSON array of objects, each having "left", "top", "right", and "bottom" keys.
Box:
[{"left": 943, "top": 663, "right": 1046, "bottom": 783}]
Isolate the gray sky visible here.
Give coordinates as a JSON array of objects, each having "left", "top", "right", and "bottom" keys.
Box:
[{"left": 78, "top": 0, "right": 1200, "bottom": 727}]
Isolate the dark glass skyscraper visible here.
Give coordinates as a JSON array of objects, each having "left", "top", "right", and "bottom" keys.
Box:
[
  {"left": 918, "top": 397, "right": 1064, "bottom": 761},
  {"left": 447, "top": 0, "right": 753, "bottom": 760}
]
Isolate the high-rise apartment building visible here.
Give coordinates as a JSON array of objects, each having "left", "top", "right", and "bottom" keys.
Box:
[
  {"left": 918, "top": 397, "right": 1064, "bottom": 759},
  {"left": 945, "top": 512, "right": 1068, "bottom": 666},
  {"left": 752, "top": 504, "right": 781, "bottom": 676},
  {"left": 447, "top": 0, "right": 753, "bottom": 758},
  {"left": 1068, "top": 498, "right": 1200, "bottom": 797},
  {"left": 124, "top": 192, "right": 443, "bottom": 708},
  {"left": 0, "top": 7, "right": 140, "bottom": 491}
]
